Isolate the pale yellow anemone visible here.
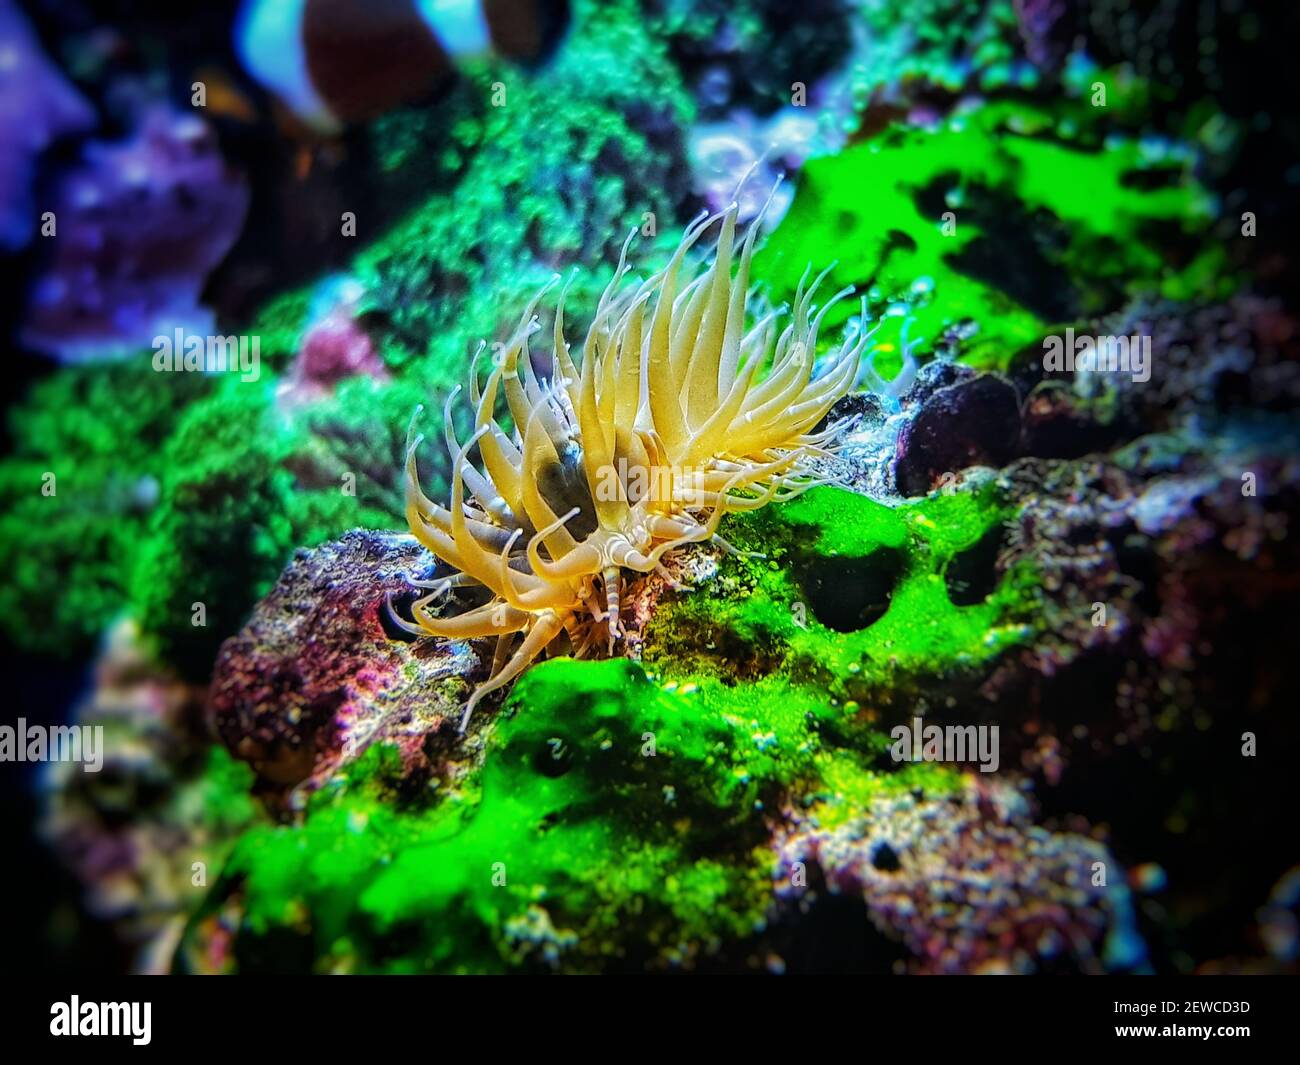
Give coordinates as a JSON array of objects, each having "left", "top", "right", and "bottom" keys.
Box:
[{"left": 394, "top": 198, "right": 870, "bottom": 729}]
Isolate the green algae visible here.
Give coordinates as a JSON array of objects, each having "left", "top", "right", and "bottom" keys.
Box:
[
  {"left": 643, "top": 484, "right": 1038, "bottom": 706},
  {"left": 7, "top": 0, "right": 1267, "bottom": 977},
  {"left": 131, "top": 377, "right": 419, "bottom": 677},
  {"left": 0, "top": 348, "right": 445, "bottom": 669},
  {"left": 196, "top": 745, "right": 261, "bottom": 833},
  {"left": 852, "top": 0, "right": 1027, "bottom": 106},
  {"left": 130, "top": 381, "right": 297, "bottom": 672},
  {"left": 193, "top": 653, "right": 972, "bottom": 973},
  {"left": 198, "top": 661, "right": 777, "bottom": 972},
  {"left": 0, "top": 364, "right": 212, "bottom": 655},
  {"left": 652, "top": 0, "right": 854, "bottom": 118},
  {"left": 753, "top": 100, "right": 1226, "bottom": 371},
  {"left": 0, "top": 0, "right": 694, "bottom": 666},
  {"left": 353, "top": 0, "right": 695, "bottom": 389},
  {"left": 0, "top": 12, "right": 1219, "bottom": 676},
  {"left": 244, "top": 285, "right": 316, "bottom": 371},
  {"left": 194, "top": 480, "right": 1035, "bottom": 972}
]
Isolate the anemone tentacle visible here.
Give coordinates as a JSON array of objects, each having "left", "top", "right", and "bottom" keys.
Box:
[{"left": 399, "top": 196, "right": 871, "bottom": 730}]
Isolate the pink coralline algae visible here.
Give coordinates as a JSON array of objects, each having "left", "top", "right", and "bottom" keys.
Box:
[
  {"left": 277, "top": 282, "right": 388, "bottom": 408},
  {"left": 22, "top": 104, "right": 249, "bottom": 361},
  {"left": 207, "top": 530, "right": 476, "bottom": 800},
  {"left": 774, "top": 778, "right": 1145, "bottom": 974},
  {"left": 0, "top": 0, "right": 96, "bottom": 250}
]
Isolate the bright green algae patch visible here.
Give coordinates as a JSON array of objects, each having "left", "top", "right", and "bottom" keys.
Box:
[
  {"left": 0, "top": 363, "right": 440, "bottom": 670},
  {"left": 192, "top": 484, "right": 1032, "bottom": 972},
  {"left": 753, "top": 100, "right": 1226, "bottom": 370},
  {"left": 0, "top": 364, "right": 212, "bottom": 654},
  {"left": 643, "top": 484, "right": 1038, "bottom": 711},
  {"left": 191, "top": 657, "right": 967, "bottom": 973},
  {"left": 192, "top": 662, "right": 766, "bottom": 973}
]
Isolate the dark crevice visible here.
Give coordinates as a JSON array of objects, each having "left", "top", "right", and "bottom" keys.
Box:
[
  {"left": 945, "top": 522, "right": 1007, "bottom": 606},
  {"left": 799, "top": 549, "right": 905, "bottom": 633}
]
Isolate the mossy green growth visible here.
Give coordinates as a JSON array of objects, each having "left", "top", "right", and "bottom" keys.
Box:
[
  {"left": 243, "top": 284, "right": 315, "bottom": 370},
  {"left": 129, "top": 375, "right": 418, "bottom": 678},
  {"left": 130, "top": 379, "right": 298, "bottom": 677},
  {"left": 849, "top": 0, "right": 1029, "bottom": 106},
  {"left": 194, "top": 661, "right": 754, "bottom": 971},
  {"left": 194, "top": 745, "right": 261, "bottom": 833},
  {"left": 353, "top": 0, "right": 695, "bottom": 390},
  {"left": 0, "top": 364, "right": 212, "bottom": 655},
  {"left": 190, "top": 650, "right": 959, "bottom": 973},
  {"left": 643, "top": 484, "right": 1038, "bottom": 715},
  {"left": 0, "top": 339, "right": 436, "bottom": 673},
  {"left": 181, "top": 485, "right": 1021, "bottom": 973},
  {"left": 753, "top": 100, "right": 1227, "bottom": 371}
]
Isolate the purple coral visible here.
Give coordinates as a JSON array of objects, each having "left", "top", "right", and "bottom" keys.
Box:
[
  {"left": 21, "top": 104, "right": 249, "bottom": 361},
  {"left": 0, "top": 0, "right": 95, "bottom": 249}
]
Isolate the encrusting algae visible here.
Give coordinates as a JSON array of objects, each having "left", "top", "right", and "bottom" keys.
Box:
[{"left": 392, "top": 189, "right": 872, "bottom": 728}]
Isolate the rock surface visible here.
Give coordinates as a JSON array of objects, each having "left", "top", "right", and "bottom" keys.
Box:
[
  {"left": 207, "top": 530, "right": 475, "bottom": 797},
  {"left": 775, "top": 778, "right": 1143, "bottom": 974}
]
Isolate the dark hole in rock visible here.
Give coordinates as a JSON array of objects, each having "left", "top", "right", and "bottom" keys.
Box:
[
  {"left": 800, "top": 549, "right": 904, "bottom": 632},
  {"left": 940, "top": 183, "right": 1078, "bottom": 324},
  {"left": 1111, "top": 531, "right": 1162, "bottom": 616},
  {"left": 1212, "top": 367, "right": 1254, "bottom": 411},
  {"left": 883, "top": 227, "right": 918, "bottom": 254},
  {"left": 1064, "top": 520, "right": 1100, "bottom": 547},
  {"left": 912, "top": 170, "right": 962, "bottom": 218},
  {"left": 951, "top": 229, "right": 1077, "bottom": 324},
  {"left": 533, "top": 738, "right": 573, "bottom": 778},
  {"left": 945, "top": 521, "right": 1007, "bottom": 606},
  {"left": 870, "top": 841, "right": 902, "bottom": 872},
  {"left": 774, "top": 864, "right": 908, "bottom": 974}
]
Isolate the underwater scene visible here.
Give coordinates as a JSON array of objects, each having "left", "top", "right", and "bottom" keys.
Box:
[{"left": 2, "top": 0, "right": 1299, "bottom": 986}]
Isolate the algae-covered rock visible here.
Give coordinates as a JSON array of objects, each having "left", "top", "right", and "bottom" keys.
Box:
[
  {"left": 16, "top": 0, "right": 1300, "bottom": 983},
  {"left": 642, "top": 482, "right": 1037, "bottom": 717},
  {"left": 187, "top": 659, "right": 781, "bottom": 973},
  {"left": 751, "top": 99, "right": 1226, "bottom": 368},
  {"left": 175, "top": 289, "right": 1300, "bottom": 974}
]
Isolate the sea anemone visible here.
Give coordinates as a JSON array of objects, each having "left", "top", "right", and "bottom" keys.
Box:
[{"left": 393, "top": 195, "right": 871, "bottom": 729}]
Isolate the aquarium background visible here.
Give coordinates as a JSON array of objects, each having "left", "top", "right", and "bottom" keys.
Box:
[{"left": 1, "top": 0, "right": 1298, "bottom": 975}]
